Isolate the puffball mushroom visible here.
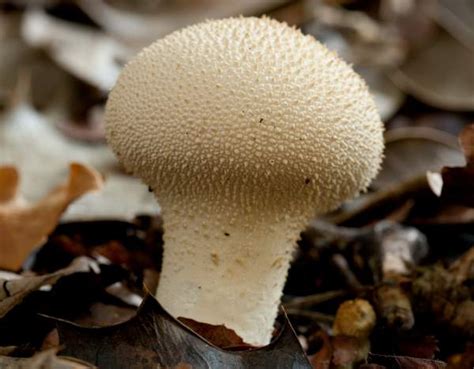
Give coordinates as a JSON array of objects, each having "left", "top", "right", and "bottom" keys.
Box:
[{"left": 105, "top": 17, "right": 384, "bottom": 345}]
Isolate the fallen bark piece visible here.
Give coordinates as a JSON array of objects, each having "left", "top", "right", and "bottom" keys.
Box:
[{"left": 0, "top": 163, "right": 103, "bottom": 270}]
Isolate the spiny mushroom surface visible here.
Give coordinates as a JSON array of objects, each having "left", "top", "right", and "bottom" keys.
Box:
[{"left": 105, "top": 17, "right": 384, "bottom": 346}]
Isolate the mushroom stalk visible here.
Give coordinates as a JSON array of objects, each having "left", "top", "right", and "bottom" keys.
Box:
[{"left": 157, "top": 197, "right": 308, "bottom": 345}]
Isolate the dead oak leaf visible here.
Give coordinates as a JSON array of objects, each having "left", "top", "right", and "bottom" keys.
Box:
[
  {"left": 52, "top": 294, "right": 312, "bottom": 369},
  {"left": 0, "top": 163, "right": 103, "bottom": 270}
]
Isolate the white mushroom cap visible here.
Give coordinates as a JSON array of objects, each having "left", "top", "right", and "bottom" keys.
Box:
[{"left": 105, "top": 17, "right": 384, "bottom": 345}]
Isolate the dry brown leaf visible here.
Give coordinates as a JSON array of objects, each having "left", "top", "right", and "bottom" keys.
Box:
[
  {"left": 0, "top": 349, "right": 95, "bottom": 369},
  {"left": 0, "top": 257, "right": 95, "bottom": 318},
  {"left": 392, "top": 31, "right": 474, "bottom": 110},
  {"left": 21, "top": 9, "right": 130, "bottom": 91},
  {"left": 0, "top": 163, "right": 103, "bottom": 270}
]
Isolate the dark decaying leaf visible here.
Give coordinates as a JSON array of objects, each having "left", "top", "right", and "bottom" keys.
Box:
[{"left": 53, "top": 295, "right": 312, "bottom": 369}]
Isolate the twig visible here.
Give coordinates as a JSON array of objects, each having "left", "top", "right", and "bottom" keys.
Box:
[
  {"left": 286, "top": 309, "right": 335, "bottom": 324},
  {"left": 284, "top": 290, "right": 347, "bottom": 309},
  {"left": 332, "top": 254, "right": 364, "bottom": 290}
]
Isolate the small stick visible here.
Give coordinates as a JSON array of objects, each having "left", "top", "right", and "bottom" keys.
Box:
[
  {"left": 284, "top": 290, "right": 347, "bottom": 309},
  {"left": 286, "top": 309, "right": 335, "bottom": 324}
]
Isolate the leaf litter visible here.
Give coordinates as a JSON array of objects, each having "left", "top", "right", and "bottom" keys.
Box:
[{"left": 0, "top": 1, "right": 473, "bottom": 368}]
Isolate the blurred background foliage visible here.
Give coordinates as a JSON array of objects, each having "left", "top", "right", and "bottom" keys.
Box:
[{"left": 0, "top": 0, "right": 472, "bottom": 220}]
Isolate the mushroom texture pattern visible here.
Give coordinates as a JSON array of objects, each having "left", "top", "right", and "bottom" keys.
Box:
[{"left": 105, "top": 17, "right": 384, "bottom": 346}]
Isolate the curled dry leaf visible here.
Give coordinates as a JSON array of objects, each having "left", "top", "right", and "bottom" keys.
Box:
[
  {"left": 373, "top": 127, "right": 465, "bottom": 190},
  {"left": 21, "top": 9, "right": 130, "bottom": 91},
  {"left": 0, "top": 348, "right": 95, "bottom": 369},
  {"left": 392, "top": 31, "right": 474, "bottom": 111},
  {"left": 0, "top": 257, "right": 95, "bottom": 318},
  {"left": 0, "top": 163, "right": 103, "bottom": 270}
]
